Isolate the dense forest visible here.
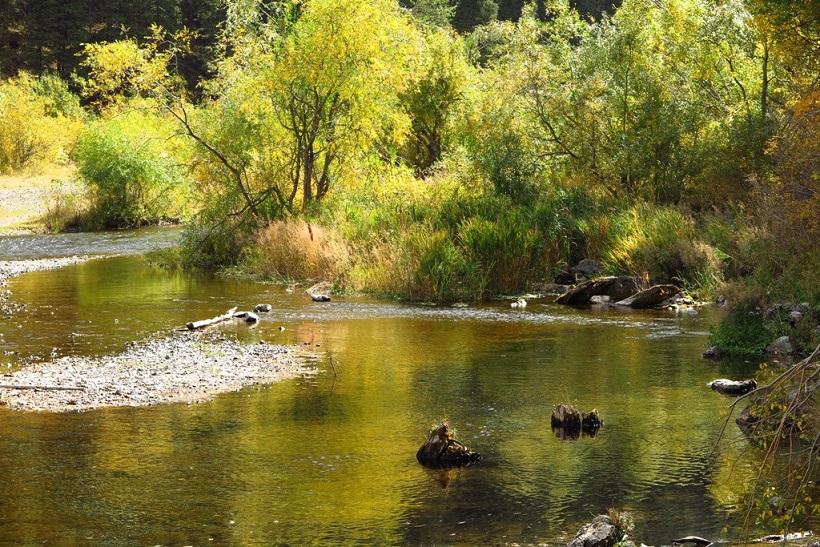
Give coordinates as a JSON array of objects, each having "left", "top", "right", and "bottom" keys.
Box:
[{"left": 0, "top": 0, "right": 818, "bottom": 356}]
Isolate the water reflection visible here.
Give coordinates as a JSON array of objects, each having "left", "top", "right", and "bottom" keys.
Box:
[{"left": 0, "top": 254, "right": 790, "bottom": 544}]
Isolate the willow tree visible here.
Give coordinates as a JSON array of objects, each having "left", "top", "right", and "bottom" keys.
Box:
[{"left": 257, "top": 0, "right": 422, "bottom": 212}]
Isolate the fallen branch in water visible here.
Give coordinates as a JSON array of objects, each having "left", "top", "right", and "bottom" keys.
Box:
[
  {"left": 186, "top": 307, "right": 238, "bottom": 330},
  {"left": 0, "top": 384, "right": 85, "bottom": 391}
]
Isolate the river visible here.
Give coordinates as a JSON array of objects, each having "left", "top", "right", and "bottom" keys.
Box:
[{"left": 0, "top": 229, "right": 780, "bottom": 544}]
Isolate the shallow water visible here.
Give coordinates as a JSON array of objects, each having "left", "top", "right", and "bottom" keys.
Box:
[{"left": 0, "top": 236, "right": 781, "bottom": 544}]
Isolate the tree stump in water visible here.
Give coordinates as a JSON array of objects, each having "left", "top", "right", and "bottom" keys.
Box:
[
  {"left": 551, "top": 404, "right": 603, "bottom": 439},
  {"left": 416, "top": 422, "right": 481, "bottom": 468}
]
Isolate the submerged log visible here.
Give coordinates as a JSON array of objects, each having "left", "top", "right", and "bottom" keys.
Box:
[
  {"left": 615, "top": 284, "right": 682, "bottom": 309},
  {"left": 708, "top": 378, "right": 757, "bottom": 396},
  {"left": 416, "top": 422, "right": 481, "bottom": 468},
  {"left": 186, "top": 307, "right": 238, "bottom": 330},
  {"left": 551, "top": 404, "right": 603, "bottom": 439}
]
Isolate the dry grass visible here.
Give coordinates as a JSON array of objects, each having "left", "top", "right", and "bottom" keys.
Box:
[
  {"left": 248, "top": 220, "right": 351, "bottom": 284},
  {"left": 0, "top": 166, "right": 79, "bottom": 233}
]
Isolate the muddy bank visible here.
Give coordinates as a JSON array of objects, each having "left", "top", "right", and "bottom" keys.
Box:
[{"left": 0, "top": 331, "right": 316, "bottom": 412}]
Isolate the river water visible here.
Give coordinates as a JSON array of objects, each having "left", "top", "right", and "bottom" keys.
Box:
[{"left": 0, "top": 229, "right": 779, "bottom": 544}]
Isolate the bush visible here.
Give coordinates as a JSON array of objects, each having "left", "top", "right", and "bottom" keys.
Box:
[
  {"left": 709, "top": 288, "right": 771, "bottom": 355},
  {"left": 74, "top": 106, "right": 191, "bottom": 228},
  {"left": 0, "top": 73, "right": 81, "bottom": 174},
  {"left": 179, "top": 221, "right": 247, "bottom": 269}
]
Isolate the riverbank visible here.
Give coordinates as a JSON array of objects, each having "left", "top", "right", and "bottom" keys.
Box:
[
  {"left": 0, "top": 331, "right": 315, "bottom": 412},
  {"left": 0, "top": 168, "right": 77, "bottom": 234}
]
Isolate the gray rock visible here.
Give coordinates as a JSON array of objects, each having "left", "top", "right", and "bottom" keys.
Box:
[
  {"left": 568, "top": 515, "right": 621, "bottom": 547},
  {"left": 254, "top": 303, "right": 272, "bottom": 313},
  {"left": 766, "top": 336, "right": 795, "bottom": 357},
  {"left": 702, "top": 346, "right": 727, "bottom": 360},
  {"left": 311, "top": 294, "right": 331, "bottom": 302},
  {"left": 573, "top": 258, "right": 604, "bottom": 277}
]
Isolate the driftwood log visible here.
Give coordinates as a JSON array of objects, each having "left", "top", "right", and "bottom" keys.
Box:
[
  {"left": 551, "top": 404, "right": 603, "bottom": 439},
  {"left": 187, "top": 307, "right": 238, "bottom": 330},
  {"left": 416, "top": 422, "right": 481, "bottom": 468},
  {"left": 615, "top": 284, "right": 682, "bottom": 309},
  {"left": 555, "top": 276, "right": 644, "bottom": 305},
  {"left": 708, "top": 378, "right": 757, "bottom": 396}
]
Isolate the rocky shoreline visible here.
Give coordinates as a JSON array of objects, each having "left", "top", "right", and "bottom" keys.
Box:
[{"left": 0, "top": 256, "right": 316, "bottom": 412}]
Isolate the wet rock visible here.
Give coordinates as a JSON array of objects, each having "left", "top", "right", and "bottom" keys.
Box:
[
  {"left": 708, "top": 378, "right": 757, "bottom": 396},
  {"left": 672, "top": 536, "right": 713, "bottom": 546},
  {"left": 568, "top": 514, "right": 624, "bottom": 547},
  {"left": 416, "top": 421, "right": 481, "bottom": 468},
  {"left": 311, "top": 294, "right": 331, "bottom": 302},
  {"left": 702, "top": 346, "right": 727, "bottom": 360},
  {"left": 573, "top": 258, "right": 604, "bottom": 278},
  {"left": 615, "top": 284, "right": 682, "bottom": 309},
  {"left": 555, "top": 276, "right": 645, "bottom": 305},
  {"left": 254, "top": 303, "right": 272, "bottom": 313},
  {"left": 766, "top": 336, "right": 795, "bottom": 357}
]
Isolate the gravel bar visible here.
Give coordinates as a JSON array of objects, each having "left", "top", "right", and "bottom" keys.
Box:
[
  {"left": 0, "top": 331, "right": 316, "bottom": 412},
  {"left": 1, "top": 256, "right": 316, "bottom": 412}
]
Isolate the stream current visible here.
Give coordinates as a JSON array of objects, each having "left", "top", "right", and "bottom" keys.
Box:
[{"left": 0, "top": 228, "right": 774, "bottom": 544}]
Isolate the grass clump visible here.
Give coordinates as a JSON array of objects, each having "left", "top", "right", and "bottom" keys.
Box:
[{"left": 241, "top": 220, "right": 351, "bottom": 286}]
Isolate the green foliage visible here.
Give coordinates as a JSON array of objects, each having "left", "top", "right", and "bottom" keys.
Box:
[
  {"left": 399, "top": 28, "right": 471, "bottom": 175},
  {"left": 709, "top": 295, "right": 771, "bottom": 355},
  {"left": 179, "top": 221, "right": 247, "bottom": 269},
  {"left": 74, "top": 106, "right": 191, "bottom": 228}
]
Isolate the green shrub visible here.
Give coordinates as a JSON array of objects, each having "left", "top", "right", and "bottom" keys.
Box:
[
  {"left": 74, "top": 106, "right": 191, "bottom": 228},
  {"left": 179, "top": 222, "right": 247, "bottom": 269},
  {"left": 709, "top": 292, "right": 771, "bottom": 355}
]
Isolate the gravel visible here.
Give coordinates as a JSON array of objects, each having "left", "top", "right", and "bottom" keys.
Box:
[
  {"left": 0, "top": 256, "right": 316, "bottom": 412},
  {"left": 0, "top": 331, "right": 315, "bottom": 412}
]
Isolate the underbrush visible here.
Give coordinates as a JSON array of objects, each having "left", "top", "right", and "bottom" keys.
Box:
[{"left": 240, "top": 220, "right": 351, "bottom": 285}]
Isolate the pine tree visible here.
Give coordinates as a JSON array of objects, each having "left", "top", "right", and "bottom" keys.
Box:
[{"left": 452, "top": 0, "right": 498, "bottom": 33}]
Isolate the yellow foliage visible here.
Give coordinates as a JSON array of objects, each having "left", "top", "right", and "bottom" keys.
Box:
[{"left": 0, "top": 74, "right": 80, "bottom": 174}]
